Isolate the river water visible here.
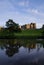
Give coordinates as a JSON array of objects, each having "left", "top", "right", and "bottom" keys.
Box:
[{"left": 0, "top": 39, "right": 44, "bottom": 65}]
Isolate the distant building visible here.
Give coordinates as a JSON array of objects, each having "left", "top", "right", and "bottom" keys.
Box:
[
  {"left": 21, "top": 23, "right": 36, "bottom": 30},
  {"left": 0, "top": 27, "right": 3, "bottom": 31},
  {"left": 25, "top": 24, "right": 30, "bottom": 29},
  {"left": 21, "top": 25, "right": 26, "bottom": 30},
  {"left": 30, "top": 23, "right": 36, "bottom": 29}
]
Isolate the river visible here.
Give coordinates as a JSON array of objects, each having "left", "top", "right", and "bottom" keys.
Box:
[{"left": 0, "top": 39, "right": 44, "bottom": 65}]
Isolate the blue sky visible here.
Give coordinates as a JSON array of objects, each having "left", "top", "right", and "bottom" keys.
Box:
[{"left": 0, "top": 0, "right": 44, "bottom": 28}]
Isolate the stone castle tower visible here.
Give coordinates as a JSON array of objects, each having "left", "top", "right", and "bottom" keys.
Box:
[{"left": 21, "top": 23, "right": 36, "bottom": 29}]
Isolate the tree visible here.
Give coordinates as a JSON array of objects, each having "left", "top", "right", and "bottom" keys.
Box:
[
  {"left": 42, "top": 25, "right": 44, "bottom": 29},
  {"left": 6, "top": 19, "right": 19, "bottom": 32}
]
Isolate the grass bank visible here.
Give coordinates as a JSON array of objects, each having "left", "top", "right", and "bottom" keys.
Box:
[
  {"left": 0, "top": 29, "right": 44, "bottom": 39},
  {"left": 14, "top": 29, "right": 44, "bottom": 39}
]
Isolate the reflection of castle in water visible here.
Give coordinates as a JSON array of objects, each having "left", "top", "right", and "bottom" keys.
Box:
[{"left": 26, "top": 43, "right": 43, "bottom": 52}]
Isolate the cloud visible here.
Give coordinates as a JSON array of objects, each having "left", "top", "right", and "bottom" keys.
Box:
[
  {"left": 17, "top": 0, "right": 29, "bottom": 7},
  {"left": 23, "top": 8, "right": 39, "bottom": 14},
  {"left": 31, "top": 9, "right": 39, "bottom": 14},
  {"left": 9, "top": 0, "right": 29, "bottom": 8}
]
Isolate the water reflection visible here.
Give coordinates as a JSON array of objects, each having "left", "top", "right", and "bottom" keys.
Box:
[
  {"left": 0, "top": 39, "right": 20, "bottom": 57},
  {"left": 0, "top": 39, "right": 44, "bottom": 57},
  {"left": 0, "top": 39, "right": 44, "bottom": 65}
]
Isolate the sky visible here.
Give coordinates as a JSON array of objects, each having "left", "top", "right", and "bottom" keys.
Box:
[{"left": 0, "top": 0, "right": 44, "bottom": 28}]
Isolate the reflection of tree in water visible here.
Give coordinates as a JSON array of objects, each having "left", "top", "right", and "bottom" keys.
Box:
[
  {"left": 1, "top": 46, "right": 4, "bottom": 50},
  {"left": 5, "top": 40, "right": 20, "bottom": 57},
  {"left": 1, "top": 39, "right": 20, "bottom": 57},
  {"left": 6, "top": 44, "right": 19, "bottom": 57}
]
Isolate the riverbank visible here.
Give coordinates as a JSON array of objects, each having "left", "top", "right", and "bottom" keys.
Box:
[{"left": 0, "top": 29, "right": 44, "bottom": 39}]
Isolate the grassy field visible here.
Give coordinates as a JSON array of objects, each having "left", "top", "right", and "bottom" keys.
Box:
[
  {"left": 13, "top": 29, "right": 44, "bottom": 39},
  {"left": 15, "top": 29, "right": 43, "bottom": 36},
  {"left": 0, "top": 29, "right": 44, "bottom": 39}
]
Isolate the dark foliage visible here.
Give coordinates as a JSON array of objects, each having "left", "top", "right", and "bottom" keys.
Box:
[{"left": 6, "top": 19, "right": 21, "bottom": 32}]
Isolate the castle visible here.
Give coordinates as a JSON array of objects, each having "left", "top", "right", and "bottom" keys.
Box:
[{"left": 21, "top": 23, "right": 36, "bottom": 29}]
